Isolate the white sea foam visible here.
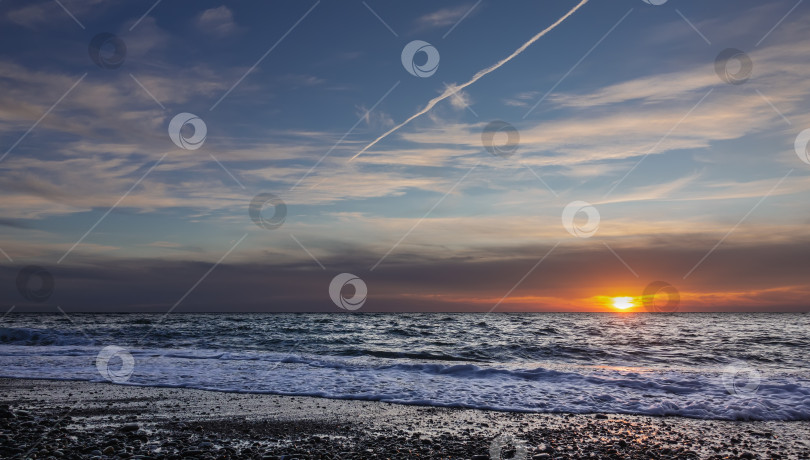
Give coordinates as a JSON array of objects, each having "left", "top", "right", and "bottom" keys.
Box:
[
  {"left": 0, "top": 344, "right": 808, "bottom": 421},
  {"left": 2, "top": 313, "right": 808, "bottom": 421}
]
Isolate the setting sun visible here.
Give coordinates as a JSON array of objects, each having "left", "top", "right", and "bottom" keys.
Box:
[{"left": 611, "top": 297, "right": 634, "bottom": 310}]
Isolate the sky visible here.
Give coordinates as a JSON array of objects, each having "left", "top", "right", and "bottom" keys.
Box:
[{"left": 1, "top": 0, "right": 809, "bottom": 312}]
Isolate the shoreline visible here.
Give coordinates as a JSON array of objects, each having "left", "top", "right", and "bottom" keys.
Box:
[
  {"left": 0, "top": 375, "right": 805, "bottom": 423},
  {"left": 1, "top": 378, "right": 807, "bottom": 459}
]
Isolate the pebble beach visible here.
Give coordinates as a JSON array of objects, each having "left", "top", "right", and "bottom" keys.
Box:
[{"left": 1, "top": 378, "right": 808, "bottom": 459}]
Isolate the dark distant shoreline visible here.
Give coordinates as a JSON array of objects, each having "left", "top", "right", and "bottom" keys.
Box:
[{"left": 1, "top": 378, "right": 807, "bottom": 459}]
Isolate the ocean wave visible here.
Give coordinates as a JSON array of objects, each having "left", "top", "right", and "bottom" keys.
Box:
[
  {"left": 1, "top": 346, "right": 809, "bottom": 421},
  {"left": 1, "top": 313, "right": 809, "bottom": 421},
  {"left": 333, "top": 349, "right": 475, "bottom": 362},
  {"left": 0, "top": 327, "right": 94, "bottom": 346}
]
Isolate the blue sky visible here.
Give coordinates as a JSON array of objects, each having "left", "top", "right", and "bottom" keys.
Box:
[{"left": 1, "top": 0, "right": 809, "bottom": 311}]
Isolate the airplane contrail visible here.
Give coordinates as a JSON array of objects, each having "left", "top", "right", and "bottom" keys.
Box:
[{"left": 351, "top": 0, "right": 590, "bottom": 161}]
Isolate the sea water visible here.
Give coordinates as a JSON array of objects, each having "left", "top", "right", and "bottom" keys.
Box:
[{"left": 1, "top": 312, "right": 808, "bottom": 421}]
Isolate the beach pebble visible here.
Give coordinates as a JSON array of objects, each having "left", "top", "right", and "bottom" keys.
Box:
[{"left": 3, "top": 379, "right": 809, "bottom": 460}]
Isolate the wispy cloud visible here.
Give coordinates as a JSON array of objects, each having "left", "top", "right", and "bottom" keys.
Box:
[
  {"left": 4, "top": 0, "right": 107, "bottom": 29},
  {"left": 355, "top": 104, "right": 394, "bottom": 129},
  {"left": 414, "top": 4, "right": 476, "bottom": 30},
  {"left": 503, "top": 91, "right": 540, "bottom": 107},
  {"left": 392, "top": 38, "right": 810, "bottom": 171},
  {"left": 352, "top": 0, "right": 591, "bottom": 159},
  {"left": 196, "top": 6, "right": 239, "bottom": 37},
  {"left": 444, "top": 83, "right": 473, "bottom": 111},
  {"left": 2, "top": 0, "right": 809, "bottom": 314}
]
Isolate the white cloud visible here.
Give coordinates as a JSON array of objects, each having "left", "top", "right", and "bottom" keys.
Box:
[
  {"left": 503, "top": 91, "right": 540, "bottom": 107},
  {"left": 414, "top": 4, "right": 474, "bottom": 30},
  {"left": 356, "top": 104, "right": 394, "bottom": 129},
  {"left": 196, "top": 6, "right": 238, "bottom": 37},
  {"left": 4, "top": 0, "right": 107, "bottom": 29},
  {"left": 444, "top": 83, "right": 473, "bottom": 111}
]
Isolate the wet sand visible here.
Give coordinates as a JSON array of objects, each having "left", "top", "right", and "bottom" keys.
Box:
[{"left": 0, "top": 378, "right": 807, "bottom": 459}]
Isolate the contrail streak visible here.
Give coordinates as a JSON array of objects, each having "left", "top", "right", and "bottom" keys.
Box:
[{"left": 351, "top": 0, "right": 590, "bottom": 161}]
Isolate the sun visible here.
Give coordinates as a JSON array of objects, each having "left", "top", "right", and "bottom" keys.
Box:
[{"left": 611, "top": 297, "right": 634, "bottom": 310}]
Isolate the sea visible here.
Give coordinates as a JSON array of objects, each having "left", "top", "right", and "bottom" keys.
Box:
[{"left": 1, "top": 313, "right": 808, "bottom": 421}]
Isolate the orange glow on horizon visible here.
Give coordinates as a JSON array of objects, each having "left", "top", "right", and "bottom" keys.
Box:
[
  {"left": 395, "top": 286, "right": 809, "bottom": 312},
  {"left": 611, "top": 297, "right": 635, "bottom": 310}
]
